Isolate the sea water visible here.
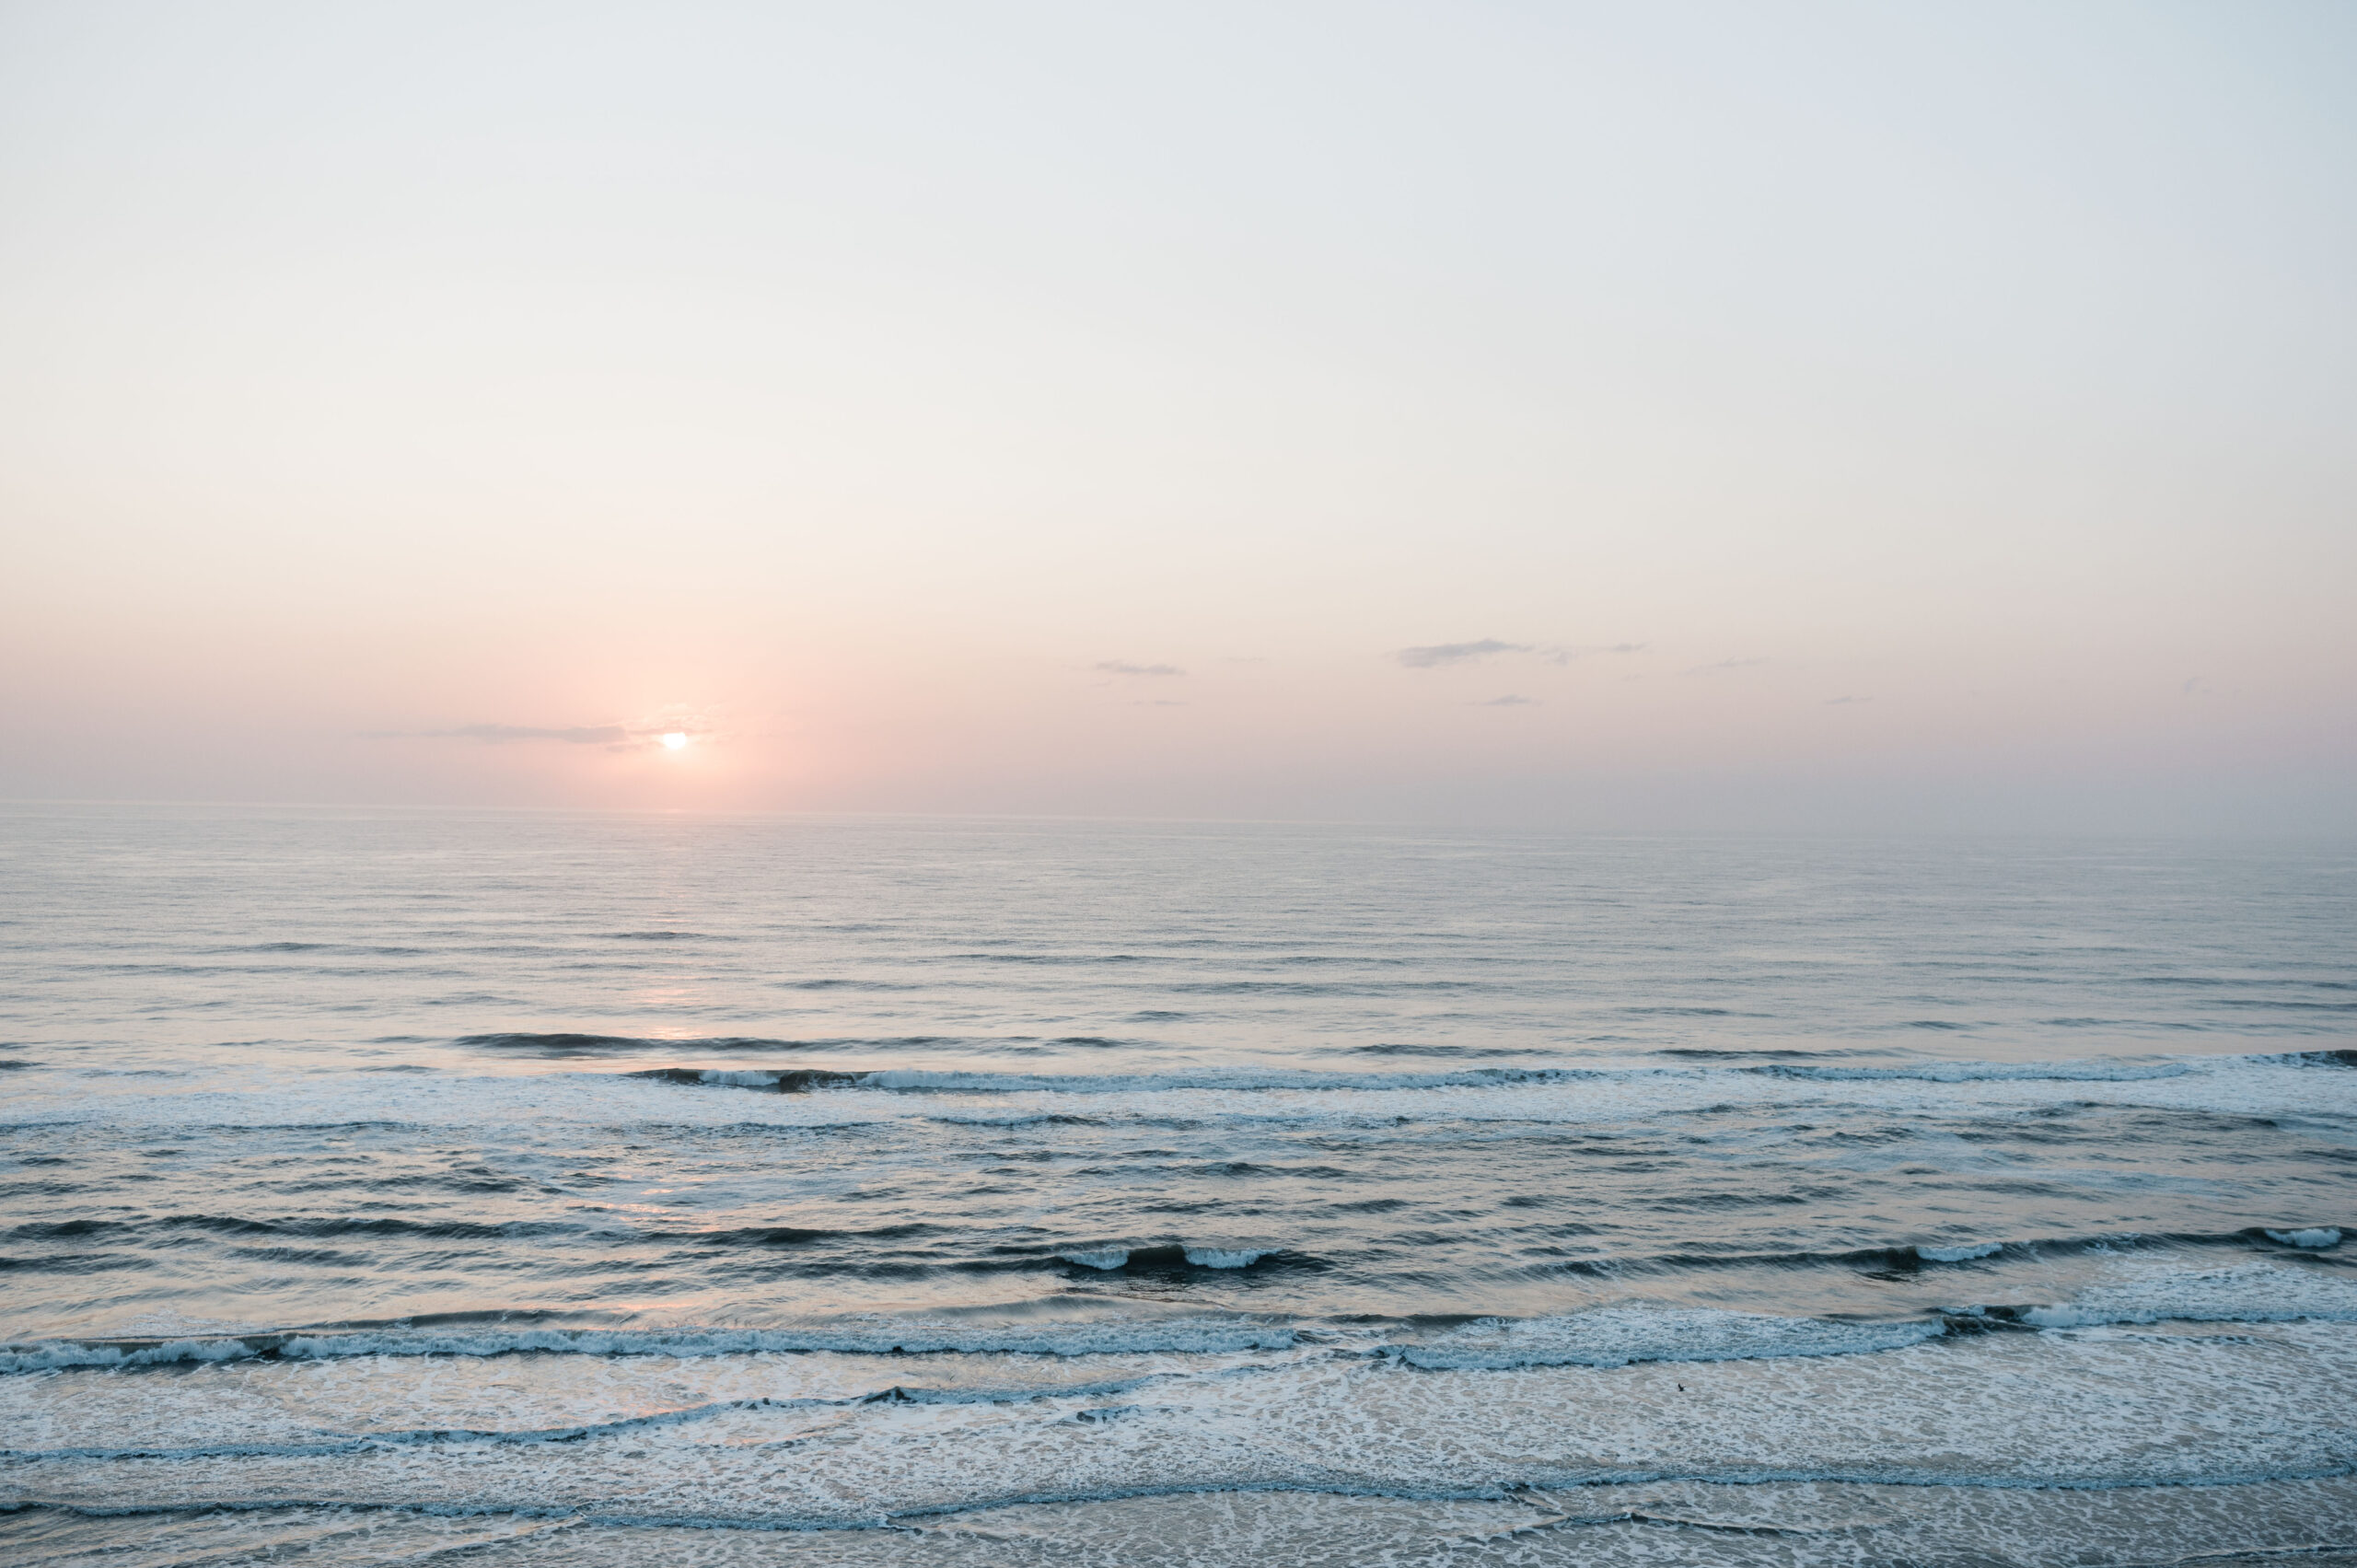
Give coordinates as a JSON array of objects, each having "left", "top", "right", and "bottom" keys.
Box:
[{"left": 1, "top": 804, "right": 2352, "bottom": 1564}]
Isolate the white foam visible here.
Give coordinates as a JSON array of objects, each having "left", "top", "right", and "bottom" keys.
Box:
[
  {"left": 1756, "top": 1059, "right": 2192, "bottom": 1084},
  {"left": 1183, "top": 1247, "right": 1278, "bottom": 1269},
  {"left": 2015, "top": 1260, "right": 2357, "bottom": 1329},
  {"left": 0, "top": 1345, "right": 1289, "bottom": 1459},
  {"left": 1391, "top": 1306, "right": 1943, "bottom": 1370},
  {"left": 0, "top": 1318, "right": 1298, "bottom": 1375},
  {"left": 1916, "top": 1242, "right": 2003, "bottom": 1262},
  {"left": 10, "top": 1318, "right": 2356, "bottom": 1528},
  {"left": 1057, "top": 1249, "right": 1130, "bottom": 1271},
  {"left": 2266, "top": 1227, "right": 2343, "bottom": 1249}
]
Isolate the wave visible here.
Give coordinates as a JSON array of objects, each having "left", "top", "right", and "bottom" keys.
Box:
[
  {"left": 0, "top": 1318, "right": 1301, "bottom": 1375},
  {"left": 230, "top": 942, "right": 435, "bottom": 957},
  {"left": 0, "top": 1309, "right": 1960, "bottom": 1381},
  {"left": 1186, "top": 1246, "right": 1283, "bottom": 1269},
  {"left": 3, "top": 1214, "right": 596, "bottom": 1243},
  {"left": 1992, "top": 1261, "right": 2357, "bottom": 1330},
  {"left": 464, "top": 1033, "right": 916, "bottom": 1057},
  {"left": 1052, "top": 1244, "right": 1289, "bottom": 1272},
  {"left": 629, "top": 1066, "right": 867, "bottom": 1093},
  {"left": 626, "top": 1064, "right": 1625, "bottom": 1095},
  {"left": 10, "top": 1215, "right": 2330, "bottom": 1285},
  {"left": 0, "top": 1374, "right": 1197, "bottom": 1462},
  {"left": 861, "top": 1065, "right": 1616, "bottom": 1093},
  {"left": 608, "top": 1047, "right": 2357, "bottom": 1094},
  {"left": 1655, "top": 1228, "right": 2352, "bottom": 1273},
  {"left": 1744, "top": 1059, "right": 2195, "bottom": 1084},
  {"left": 2249, "top": 1049, "right": 2357, "bottom": 1069},
  {"left": 12, "top": 1258, "right": 2357, "bottom": 1381},
  {"left": 466, "top": 1034, "right": 1169, "bottom": 1060},
  {"left": 609, "top": 1051, "right": 2349, "bottom": 1098},
  {"left": 1391, "top": 1306, "right": 1947, "bottom": 1370}
]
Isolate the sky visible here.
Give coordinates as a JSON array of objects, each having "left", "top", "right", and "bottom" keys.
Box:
[{"left": 2, "top": 1, "right": 2351, "bottom": 830}]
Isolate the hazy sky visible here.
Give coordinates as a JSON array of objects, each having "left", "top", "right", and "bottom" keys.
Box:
[{"left": 3, "top": 1, "right": 2351, "bottom": 829}]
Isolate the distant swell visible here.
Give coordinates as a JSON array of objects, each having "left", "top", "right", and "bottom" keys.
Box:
[
  {"left": 464, "top": 1034, "right": 949, "bottom": 1057},
  {"left": 1744, "top": 1060, "right": 2194, "bottom": 1084},
  {"left": 629, "top": 1066, "right": 867, "bottom": 1093},
  {"left": 606, "top": 1051, "right": 2346, "bottom": 1097},
  {"left": 624, "top": 1064, "right": 1623, "bottom": 1095}
]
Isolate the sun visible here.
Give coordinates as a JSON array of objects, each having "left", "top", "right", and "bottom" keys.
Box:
[{"left": 661, "top": 731, "right": 689, "bottom": 750}]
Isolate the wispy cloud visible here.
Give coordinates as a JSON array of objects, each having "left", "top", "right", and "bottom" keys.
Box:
[
  {"left": 1474, "top": 695, "right": 1539, "bottom": 706},
  {"left": 364, "top": 718, "right": 703, "bottom": 753},
  {"left": 1824, "top": 695, "right": 1872, "bottom": 705},
  {"left": 1126, "top": 700, "right": 1188, "bottom": 707},
  {"left": 1678, "top": 657, "right": 1768, "bottom": 676},
  {"left": 1397, "top": 639, "right": 1644, "bottom": 669},
  {"left": 1095, "top": 661, "right": 1186, "bottom": 677},
  {"left": 428, "top": 724, "right": 632, "bottom": 745},
  {"left": 1395, "top": 640, "right": 1530, "bottom": 668}
]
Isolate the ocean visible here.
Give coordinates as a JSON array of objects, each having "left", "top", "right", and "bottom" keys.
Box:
[{"left": 2, "top": 803, "right": 2352, "bottom": 1565}]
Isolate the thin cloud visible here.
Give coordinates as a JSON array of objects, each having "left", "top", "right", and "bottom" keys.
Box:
[
  {"left": 1126, "top": 700, "right": 1188, "bottom": 707},
  {"left": 407, "top": 724, "right": 632, "bottom": 745},
  {"left": 1395, "top": 639, "right": 1530, "bottom": 668},
  {"left": 1474, "top": 695, "right": 1539, "bottom": 706},
  {"left": 1095, "top": 661, "right": 1186, "bottom": 677},
  {"left": 365, "top": 718, "right": 707, "bottom": 753},
  {"left": 1678, "top": 657, "right": 1768, "bottom": 676},
  {"left": 1824, "top": 695, "right": 1873, "bottom": 705},
  {"left": 1398, "top": 639, "right": 1643, "bottom": 668}
]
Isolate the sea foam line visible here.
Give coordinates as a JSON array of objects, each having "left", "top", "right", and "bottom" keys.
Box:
[
  {"left": 0, "top": 1375, "right": 1196, "bottom": 1461},
  {"left": 17, "top": 1269, "right": 2357, "bottom": 1377},
  {"left": 0, "top": 1320, "right": 1300, "bottom": 1375}
]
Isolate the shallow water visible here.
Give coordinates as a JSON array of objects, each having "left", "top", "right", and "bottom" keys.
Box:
[{"left": 2, "top": 805, "right": 2352, "bottom": 1562}]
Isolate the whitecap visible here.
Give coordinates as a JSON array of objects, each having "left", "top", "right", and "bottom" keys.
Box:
[
  {"left": 2017, "top": 1260, "right": 2357, "bottom": 1328},
  {"left": 1182, "top": 1246, "right": 1277, "bottom": 1269},
  {"left": 1916, "top": 1241, "right": 2003, "bottom": 1262},
  {"left": 1392, "top": 1305, "right": 1942, "bottom": 1370},
  {"left": 1754, "top": 1059, "right": 2191, "bottom": 1084},
  {"left": 1056, "top": 1249, "right": 1131, "bottom": 1271},
  {"left": 0, "top": 1318, "right": 1298, "bottom": 1374},
  {"left": 2263, "top": 1227, "right": 2342, "bottom": 1249}
]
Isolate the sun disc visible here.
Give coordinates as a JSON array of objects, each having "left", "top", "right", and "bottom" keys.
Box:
[{"left": 661, "top": 731, "right": 688, "bottom": 750}]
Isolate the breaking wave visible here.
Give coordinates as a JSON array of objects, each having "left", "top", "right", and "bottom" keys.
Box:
[
  {"left": 1392, "top": 1306, "right": 1945, "bottom": 1369},
  {"left": 0, "top": 1317, "right": 1302, "bottom": 1375}
]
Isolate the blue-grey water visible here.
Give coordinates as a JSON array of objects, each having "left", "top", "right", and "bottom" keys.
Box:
[{"left": 3, "top": 804, "right": 2353, "bottom": 1565}]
